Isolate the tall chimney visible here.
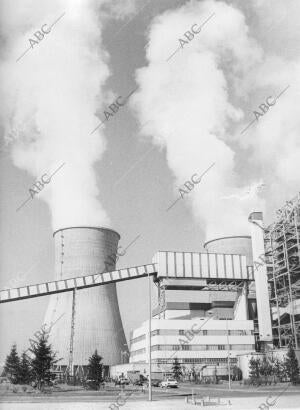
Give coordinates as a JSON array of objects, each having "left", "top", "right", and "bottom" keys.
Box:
[
  {"left": 43, "top": 227, "right": 127, "bottom": 368},
  {"left": 248, "top": 212, "right": 273, "bottom": 348}
]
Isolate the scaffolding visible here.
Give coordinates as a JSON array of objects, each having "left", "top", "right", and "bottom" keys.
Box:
[{"left": 266, "top": 193, "right": 300, "bottom": 349}]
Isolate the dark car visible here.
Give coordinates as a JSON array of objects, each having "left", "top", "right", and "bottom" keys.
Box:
[
  {"left": 133, "top": 379, "right": 144, "bottom": 386},
  {"left": 145, "top": 379, "right": 161, "bottom": 387}
]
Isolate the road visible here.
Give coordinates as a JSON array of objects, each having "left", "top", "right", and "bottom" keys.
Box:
[{"left": 1, "top": 382, "right": 299, "bottom": 409}]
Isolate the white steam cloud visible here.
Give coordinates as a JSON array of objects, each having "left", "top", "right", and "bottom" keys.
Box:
[
  {"left": 131, "top": 0, "right": 300, "bottom": 239},
  {"left": 0, "top": 0, "right": 134, "bottom": 229}
]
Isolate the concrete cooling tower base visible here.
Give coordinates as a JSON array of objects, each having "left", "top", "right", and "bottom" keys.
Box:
[{"left": 43, "top": 227, "right": 127, "bottom": 373}]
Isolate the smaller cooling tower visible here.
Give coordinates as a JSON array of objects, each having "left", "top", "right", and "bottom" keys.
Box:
[
  {"left": 43, "top": 226, "right": 127, "bottom": 369},
  {"left": 204, "top": 236, "right": 253, "bottom": 266}
]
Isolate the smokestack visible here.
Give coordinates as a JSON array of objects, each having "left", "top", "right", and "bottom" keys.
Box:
[
  {"left": 43, "top": 227, "right": 127, "bottom": 368},
  {"left": 248, "top": 212, "right": 273, "bottom": 347}
]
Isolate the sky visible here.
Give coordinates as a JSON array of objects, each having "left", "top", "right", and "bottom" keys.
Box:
[{"left": 0, "top": 0, "right": 299, "bottom": 365}]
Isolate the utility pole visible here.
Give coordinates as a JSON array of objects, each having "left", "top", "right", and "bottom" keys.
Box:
[
  {"left": 226, "top": 318, "right": 231, "bottom": 390},
  {"left": 148, "top": 271, "right": 152, "bottom": 401},
  {"left": 68, "top": 287, "right": 76, "bottom": 381}
]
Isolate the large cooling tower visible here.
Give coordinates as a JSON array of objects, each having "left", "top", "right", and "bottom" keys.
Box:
[{"left": 43, "top": 227, "right": 127, "bottom": 368}]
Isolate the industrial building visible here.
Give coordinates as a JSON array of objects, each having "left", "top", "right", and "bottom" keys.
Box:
[
  {"left": 111, "top": 236, "right": 257, "bottom": 379},
  {"left": 265, "top": 194, "right": 300, "bottom": 349},
  {"left": 1, "top": 195, "right": 300, "bottom": 381},
  {"left": 111, "top": 316, "right": 255, "bottom": 380}
]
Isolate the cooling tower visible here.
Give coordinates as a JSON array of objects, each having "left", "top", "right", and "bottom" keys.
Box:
[
  {"left": 43, "top": 227, "right": 127, "bottom": 369},
  {"left": 203, "top": 236, "right": 253, "bottom": 266}
]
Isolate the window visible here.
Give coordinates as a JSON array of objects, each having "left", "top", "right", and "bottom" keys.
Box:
[
  {"left": 131, "top": 348, "right": 146, "bottom": 356},
  {"left": 172, "top": 345, "right": 180, "bottom": 351},
  {"left": 181, "top": 345, "right": 190, "bottom": 351},
  {"left": 179, "top": 330, "right": 185, "bottom": 335},
  {"left": 218, "top": 345, "right": 225, "bottom": 350},
  {"left": 130, "top": 334, "right": 146, "bottom": 344}
]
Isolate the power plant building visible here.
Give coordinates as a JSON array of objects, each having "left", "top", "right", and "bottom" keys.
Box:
[{"left": 2, "top": 194, "right": 300, "bottom": 379}]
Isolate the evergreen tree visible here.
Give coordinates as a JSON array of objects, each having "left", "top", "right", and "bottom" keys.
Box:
[
  {"left": 18, "top": 352, "right": 32, "bottom": 384},
  {"left": 259, "top": 356, "right": 272, "bottom": 384},
  {"left": 171, "top": 358, "right": 182, "bottom": 380},
  {"left": 273, "top": 358, "right": 284, "bottom": 382},
  {"left": 248, "top": 356, "right": 260, "bottom": 385},
  {"left": 232, "top": 365, "right": 242, "bottom": 381},
  {"left": 29, "top": 328, "right": 58, "bottom": 390},
  {"left": 190, "top": 365, "right": 196, "bottom": 381},
  {"left": 284, "top": 341, "right": 299, "bottom": 385},
  {"left": 87, "top": 350, "right": 103, "bottom": 389},
  {"left": 4, "top": 344, "right": 20, "bottom": 384}
]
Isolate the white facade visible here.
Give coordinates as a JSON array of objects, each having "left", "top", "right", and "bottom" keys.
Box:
[{"left": 129, "top": 317, "right": 255, "bottom": 373}]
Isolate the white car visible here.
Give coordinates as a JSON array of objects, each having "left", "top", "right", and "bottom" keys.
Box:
[{"left": 160, "top": 378, "right": 178, "bottom": 388}]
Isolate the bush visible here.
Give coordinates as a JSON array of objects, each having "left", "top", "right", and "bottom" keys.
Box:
[{"left": 284, "top": 342, "right": 300, "bottom": 385}]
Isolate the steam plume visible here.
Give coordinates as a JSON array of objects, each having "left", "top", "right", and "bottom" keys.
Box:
[
  {"left": 0, "top": 0, "right": 134, "bottom": 229},
  {"left": 131, "top": 0, "right": 299, "bottom": 239}
]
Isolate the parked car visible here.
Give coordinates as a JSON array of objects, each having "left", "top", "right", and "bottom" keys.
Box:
[
  {"left": 150, "top": 379, "right": 161, "bottom": 387},
  {"left": 133, "top": 379, "right": 144, "bottom": 386},
  {"left": 144, "top": 379, "right": 161, "bottom": 387},
  {"left": 119, "top": 378, "right": 130, "bottom": 385},
  {"left": 160, "top": 378, "right": 178, "bottom": 388}
]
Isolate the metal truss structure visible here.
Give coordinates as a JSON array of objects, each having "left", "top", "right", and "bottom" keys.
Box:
[
  {"left": 197, "top": 279, "right": 249, "bottom": 292},
  {"left": 156, "top": 281, "right": 166, "bottom": 319},
  {"left": 265, "top": 193, "right": 300, "bottom": 348}
]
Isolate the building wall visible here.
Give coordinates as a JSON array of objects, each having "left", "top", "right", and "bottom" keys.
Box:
[{"left": 129, "top": 318, "right": 255, "bottom": 367}]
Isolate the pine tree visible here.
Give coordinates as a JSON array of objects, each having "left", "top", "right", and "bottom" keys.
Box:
[
  {"left": 4, "top": 344, "right": 20, "bottom": 384},
  {"left": 232, "top": 365, "right": 242, "bottom": 381},
  {"left": 273, "top": 358, "right": 284, "bottom": 382},
  {"left": 284, "top": 341, "right": 299, "bottom": 385},
  {"left": 259, "top": 356, "right": 272, "bottom": 384},
  {"left": 249, "top": 356, "right": 260, "bottom": 385},
  {"left": 87, "top": 350, "right": 103, "bottom": 389},
  {"left": 171, "top": 358, "right": 182, "bottom": 380},
  {"left": 29, "top": 328, "right": 58, "bottom": 390},
  {"left": 190, "top": 365, "right": 196, "bottom": 381},
  {"left": 18, "top": 352, "right": 32, "bottom": 384}
]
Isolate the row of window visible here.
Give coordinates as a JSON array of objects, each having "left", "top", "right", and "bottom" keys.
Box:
[
  {"left": 130, "top": 348, "right": 146, "bottom": 357},
  {"left": 130, "top": 334, "right": 146, "bottom": 344},
  {"left": 130, "top": 329, "right": 253, "bottom": 344},
  {"left": 154, "top": 357, "right": 238, "bottom": 364},
  {"left": 150, "top": 344, "right": 254, "bottom": 352},
  {"left": 131, "top": 344, "right": 254, "bottom": 356}
]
